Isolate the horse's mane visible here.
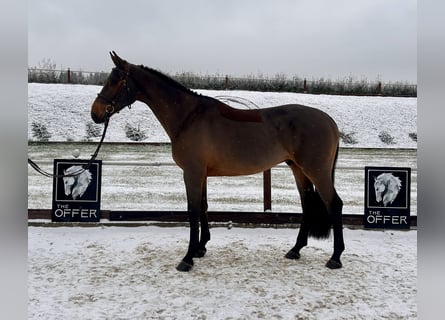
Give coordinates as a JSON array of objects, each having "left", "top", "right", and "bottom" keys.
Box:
[
  {"left": 138, "top": 65, "right": 216, "bottom": 102},
  {"left": 136, "top": 65, "right": 264, "bottom": 122}
]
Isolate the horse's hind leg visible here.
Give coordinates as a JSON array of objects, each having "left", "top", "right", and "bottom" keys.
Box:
[
  {"left": 285, "top": 163, "right": 315, "bottom": 260},
  {"left": 286, "top": 162, "right": 344, "bottom": 269},
  {"left": 196, "top": 178, "right": 210, "bottom": 258},
  {"left": 311, "top": 177, "right": 344, "bottom": 269}
]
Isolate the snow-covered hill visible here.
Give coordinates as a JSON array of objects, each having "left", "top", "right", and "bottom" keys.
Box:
[{"left": 28, "top": 83, "right": 417, "bottom": 148}]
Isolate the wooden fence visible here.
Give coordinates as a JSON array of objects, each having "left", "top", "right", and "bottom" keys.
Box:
[
  {"left": 28, "top": 160, "right": 417, "bottom": 228},
  {"left": 27, "top": 68, "right": 417, "bottom": 97}
]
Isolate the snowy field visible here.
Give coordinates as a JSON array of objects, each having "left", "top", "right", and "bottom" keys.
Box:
[
  {"left": 28, "top": 83, "right": 417, "bottom": 148},
  {"left": 28, "top": 226, "right": 416, "bottom": 319}
]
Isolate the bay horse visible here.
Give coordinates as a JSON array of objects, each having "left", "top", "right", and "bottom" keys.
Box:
[{"left": 91, "top": 52, "right": 344, "bottom": 271}]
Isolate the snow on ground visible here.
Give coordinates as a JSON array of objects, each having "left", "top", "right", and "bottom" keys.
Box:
[
  {"left": 28, "top": 226, "right": 416, "bottom": 320},
  {"left": 28, "top": 83, "right": 417, "bottom": 149}
]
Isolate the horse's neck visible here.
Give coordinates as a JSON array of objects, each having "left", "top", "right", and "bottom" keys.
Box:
[{"left": 131, "top": 65, "right": 198, "bottom": 140}]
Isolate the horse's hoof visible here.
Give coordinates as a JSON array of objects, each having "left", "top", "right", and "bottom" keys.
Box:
[
  {"left": 325, "top": 259, "right": 342, "bottom": 269},
  {"left": 194, "top": 248, "right": 207, "bottom": 258},
  {"left": 285, "top": 250, "right": 300, "bottom": 260},
  {"left": 176, "top": 260, "right": 193, "bottom": 272}
]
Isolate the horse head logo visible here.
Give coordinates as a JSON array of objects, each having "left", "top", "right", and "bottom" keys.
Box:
[
  {"left": 373, "top": 173, "right": 402, "bottom": 207},
  {"left": 63, "top": 165, "right": 92, "bottom": 200}
]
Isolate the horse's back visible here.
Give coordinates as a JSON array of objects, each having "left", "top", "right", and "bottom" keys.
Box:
[
  {"left": 217, "top": 103, "right": 263, "bottom": 123},
  {"left": 260, "top": 104, "right": 339, "bottom": 146},
  {"left": 261, "top": 104, "right": 336, "bottom": 126}
]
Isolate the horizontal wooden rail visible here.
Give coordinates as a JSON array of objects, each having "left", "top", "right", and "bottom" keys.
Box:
[
  {"left": 28, "top": 209, "right": 417, "bottom": 228},
  {"left": 28, "top": 159, "right": 418, "bottom": 171}
]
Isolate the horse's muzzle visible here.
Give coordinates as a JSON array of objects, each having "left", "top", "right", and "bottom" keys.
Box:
[
  {"left": 90, "top": 98, "right": 109, "bottom": 123},
  {"left": 91, "top": 111, "right": 104, "bottom": 124}
]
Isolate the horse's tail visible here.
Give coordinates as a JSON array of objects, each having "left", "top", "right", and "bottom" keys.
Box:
[
  {"left": 303, "top": 143, "right": 339, "bottom": 239},
  {"left": 303, "top": 190, "right": 331, "bottom": 239},
  {"left": 332, "top": 142, "right": 339, "bottom": 185}
]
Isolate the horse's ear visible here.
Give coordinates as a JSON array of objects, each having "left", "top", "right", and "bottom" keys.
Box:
[{"left": 110, "top": 51, "right": 129, "bottom": 71}]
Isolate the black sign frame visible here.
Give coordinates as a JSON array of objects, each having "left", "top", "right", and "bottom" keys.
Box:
[
  {"left": 364, "top": 166, "right": 411, "bottom": 229},
  {"left": 52, "top": 159, "right": 102, "bottom": 222}
]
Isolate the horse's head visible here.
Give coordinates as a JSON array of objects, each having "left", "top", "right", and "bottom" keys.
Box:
[
  {"left": 63, "top": 166, "right": 92, "bottom": 199},
  {"left": 63, "top": 174, "right": 76, "bottom": 196},
  {"left": 91, "top": 51, "right": 139, "bottom": 123},
  {"left": 374, "top": 176, "right": 386, "bottom": 203}
]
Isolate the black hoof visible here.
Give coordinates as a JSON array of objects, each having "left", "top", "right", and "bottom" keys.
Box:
[
  {"left": 325, "top": 258, "right": 342, "bottom": 269},
  {"left": 285, "top": 250, "right": 300, "bottom": 260},
  {"left": 194, "top": 248, "right": 207, "bottom": 258},
  {"left": 176, "top": 260, "right": 193, "bottom": 272}
]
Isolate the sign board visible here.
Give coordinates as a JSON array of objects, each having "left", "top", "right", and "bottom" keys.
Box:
[
  {"left": 52, "top": 159, "right": 102, "bottom": 222},
  {"left": 364, "top": 166, "right": 411, "bottom": 229}
]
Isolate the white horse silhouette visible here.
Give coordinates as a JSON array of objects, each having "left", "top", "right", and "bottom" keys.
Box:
[
  {"left": 63, "top": 166, "right": 92, "bottom": 200},
  {"left": 374, "top": 173, "right": 402, "bottom": 207}
]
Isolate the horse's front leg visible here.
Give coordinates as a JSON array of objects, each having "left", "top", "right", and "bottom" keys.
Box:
[
  {"left": 195, "top": 178, "right": 210, "bottom": 258},
  {"left": 176, "top": 170, "right": 206, "bottom": 272}
]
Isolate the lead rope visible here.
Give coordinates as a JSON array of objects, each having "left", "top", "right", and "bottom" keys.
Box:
[{"left": 28, "top": 115, "right": 110, "bottom": 178}]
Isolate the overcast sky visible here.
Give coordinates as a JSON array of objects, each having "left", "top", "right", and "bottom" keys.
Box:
[{"left": 28, "top": 0, "right": 417, "bottom": 83}]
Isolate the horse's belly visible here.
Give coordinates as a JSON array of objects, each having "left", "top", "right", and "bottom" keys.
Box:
[
  {"left": 207, "top": 165, "right": 272, "bottom": 176},
  {"left": 207, "top": 148, "right": 286, "bottom": 176}
]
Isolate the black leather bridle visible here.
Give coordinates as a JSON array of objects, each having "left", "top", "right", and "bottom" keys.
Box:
[{"left": 96, "top": 67, "right": 136, "bottom": 116}]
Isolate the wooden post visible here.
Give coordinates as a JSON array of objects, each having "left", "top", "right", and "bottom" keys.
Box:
[
  {"left": 263, "top": 169, "right": 272, "bottom": 211},
  {"left": 67, "top": 68, "right": 71, "bottom": 83},
  {"left": 303, "top": 78, "right": 307, "bottom": 93},
  {"left": 377, "top": 81, "right": 382, "bottom": 96},
  {"left": 225, "top": 75, "right": 229, "bottom": 90}
]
